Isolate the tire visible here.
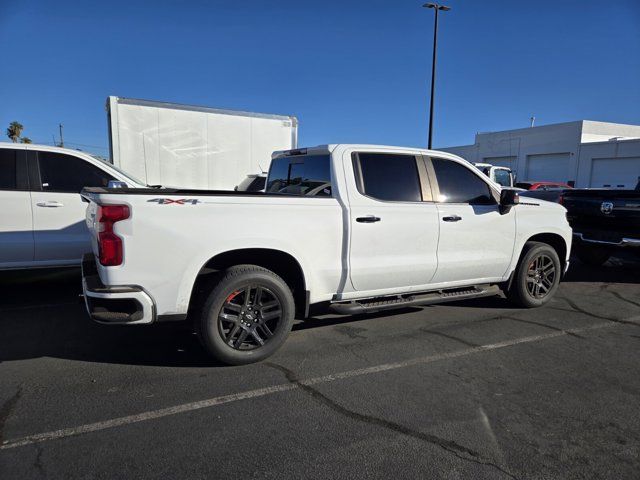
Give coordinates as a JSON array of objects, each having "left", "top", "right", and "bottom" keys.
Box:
[
  {"left": 197, "top": 265, "right": 295, "bottom": 365},
  {"left": 575, "top": 245, "right": 610, "bottom": 267},
  {"left": 506, "top": 241, "right": 562, "bottom": 308}
]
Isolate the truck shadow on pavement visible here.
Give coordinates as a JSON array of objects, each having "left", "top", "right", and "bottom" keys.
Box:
[
  {"left": 0, "top": 268, "right": 221, "bottom": 368},
  {"left": 0, "top": 255, "right": 637, "bottom": 367},
  {"left": 563, "top": 255, "right": 640, "bottom": 284}
]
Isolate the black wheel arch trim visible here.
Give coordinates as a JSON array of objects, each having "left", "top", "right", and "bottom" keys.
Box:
[
  {"left": 190, "top": 248, "right": 309, "bottom": 319},
  {"left": 521, "top": 233, "right": 568, "bottom": 273},
  {"left": 506, "top": 234, "right": 568, "bottom": 291}
]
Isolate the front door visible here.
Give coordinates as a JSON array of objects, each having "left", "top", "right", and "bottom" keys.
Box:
[
  {"left": 30, "top": 150, "right": 114, "bottom": 263},
  {"left": 429, "top": 157, "right": 516, "bottom": 284},
  {"left": 0, "top": 147, "right": 34, "bottom": 267},
  {"left": 348, "top": 151, "right": 440, "bottom": 292}
]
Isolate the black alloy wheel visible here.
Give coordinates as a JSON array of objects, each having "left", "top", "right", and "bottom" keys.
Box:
[
  {"left": 197, "top": 265, "right": 295, "bottom": 365},
  {"left": 219, "top": 285, "right": 283, "bottom": 350},
  {"left": 525, "top": 254, "right": 556, "bottom": 299},
  {"left": 506, "top": 241, "right": 562, "bottom": 308}
]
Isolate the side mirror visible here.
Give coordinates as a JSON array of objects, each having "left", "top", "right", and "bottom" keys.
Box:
[
  {"left": 108, "top": 180, "right": 128, "bottom": 189},
  {"left": 499, "top": 189, "right": 519, "bottom": 214}
]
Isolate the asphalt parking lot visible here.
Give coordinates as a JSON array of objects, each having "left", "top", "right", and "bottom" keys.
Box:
[{"left": 1, "top": 257, "right": 640, "bottom": 479}]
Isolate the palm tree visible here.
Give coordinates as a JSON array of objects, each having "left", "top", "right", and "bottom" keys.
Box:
[
  {"left": 6, "top": 121, "right": 24, "bottom": 143},
  {"left": 20, "top": 137, "right": 32, "bottom": 144}
]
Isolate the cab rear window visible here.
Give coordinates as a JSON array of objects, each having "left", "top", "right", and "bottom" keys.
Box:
[{"left": 266, "top": 154, "right": 332, "bottom": 197}]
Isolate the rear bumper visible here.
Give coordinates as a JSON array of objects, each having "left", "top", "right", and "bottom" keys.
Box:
[
  {"left": 81, "top": 254, "right": 156, "bottom": 325},
  {"left": 573, "top": 232, "right": 640, "bottom": 248}
]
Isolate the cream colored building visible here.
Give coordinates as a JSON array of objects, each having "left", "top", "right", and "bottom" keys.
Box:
[{"left": 440, "top": 120, "right": 640, "bottom": 189}]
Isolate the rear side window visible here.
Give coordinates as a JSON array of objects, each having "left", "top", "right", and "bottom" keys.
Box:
[
  {"left": 266, "top": 155, "right": 332, "bottom": 196},
  {"left": 432, "top": 158, "right": 495, "bottom": 204},
  {"left": 355, "top": 153, "right": 422, "bottom": 202},
  {"left": 0, "top": 149, "right": 17, "bottom": 190},
  {"left": 38, "top": 152, "right": 114, "bottom": 193}
]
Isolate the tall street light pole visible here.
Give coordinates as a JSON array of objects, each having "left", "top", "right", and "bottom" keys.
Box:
[{"left": 423, "top": 3, "right": 450, "bottom": 149}]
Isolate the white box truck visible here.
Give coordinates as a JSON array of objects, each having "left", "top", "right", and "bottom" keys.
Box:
[{"left": 107, "top": 96, "right": 298, "bottom": 189}]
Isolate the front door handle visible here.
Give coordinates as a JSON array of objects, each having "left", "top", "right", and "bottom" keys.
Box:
[
  {"left": 356, "top": 215, "right": 381, "bottom": 223},
  {"left": 36, "top": 201, "right": 64, "bottom": 208},
  {"left": 442, "top": 215, "right": 462, "bottom": 222}
]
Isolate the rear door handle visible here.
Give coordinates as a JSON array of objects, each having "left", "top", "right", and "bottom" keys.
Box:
[
  {"left": 442, "top": 215, "right": 462, "bottom": 222},
  {"left": 356, "top": 215, "right": 381, "bottom": 223},
  {"left": 36, "top": 201, "right": 64, "bottom": 208}
]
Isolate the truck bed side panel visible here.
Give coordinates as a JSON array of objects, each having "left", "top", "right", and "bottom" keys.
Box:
[{"left": 89, "top": 193, "right": 343, "bottom": 315}]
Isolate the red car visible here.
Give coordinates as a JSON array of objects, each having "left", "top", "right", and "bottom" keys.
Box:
[{"left": 515, "top": 181, "right": 573, "bottom": 191}]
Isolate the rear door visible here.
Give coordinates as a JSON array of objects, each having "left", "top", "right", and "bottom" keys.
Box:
[
  {"left": 30, "top": 150, "right": 114, "bottom": 263},
  {"left": 428, "top": 156, "right": 515, "bottom": 284},
  {"left": 0, "top": 146, "right": 34, "bottom": 266},
  {"left": 347, "top": 151, "right": 439, "bottom": 292}
]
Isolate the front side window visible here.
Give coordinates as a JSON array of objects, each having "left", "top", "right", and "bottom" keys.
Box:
[
  {"left": 355, "top": 153, "right": 422, "bottom": 202},
  {"left": 432, "top": 158, "right": 495, "bottom": 204},
  {"left": 0, "top": 149, "right": 17, "bottom": 190},
  {"left": 38, "top": 152, "right": 114, "bottom": 193},
  {"left": 266, "top": 154, "right": 331, "bottom": 196}
]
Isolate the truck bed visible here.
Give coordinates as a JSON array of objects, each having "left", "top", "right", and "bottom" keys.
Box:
[{"left": 82, "top": 187, "right": 279, "bottom": 197}]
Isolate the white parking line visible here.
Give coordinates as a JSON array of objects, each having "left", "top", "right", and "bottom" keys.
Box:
[{"left": 0, "top": 320, "right": 622, "bottom": 450}]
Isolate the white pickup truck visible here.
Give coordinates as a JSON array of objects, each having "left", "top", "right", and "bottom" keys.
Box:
[
  {"left": 81, "top": 145, "right": 572, "bottom": 365},
  {"left": 474, "top": 163, "right": 516, "bottom": 188}
]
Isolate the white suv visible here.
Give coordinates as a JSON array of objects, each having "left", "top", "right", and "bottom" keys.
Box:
[{"left": 0, "top": 143, "right": 145, "bottom": 269}]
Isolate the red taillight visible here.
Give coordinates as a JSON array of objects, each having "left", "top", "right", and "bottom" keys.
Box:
[{"left": 97, "top": 204, "right": 130, "bottom": 266}]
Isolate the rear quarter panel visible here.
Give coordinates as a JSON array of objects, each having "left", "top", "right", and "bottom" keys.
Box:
[{"left": 91, "top": 193, "right": 343, "bottom": 316}]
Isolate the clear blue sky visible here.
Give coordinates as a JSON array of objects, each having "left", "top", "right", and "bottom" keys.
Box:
[{"left": 1, "top": 0, "right": 639, "bottom": 157}]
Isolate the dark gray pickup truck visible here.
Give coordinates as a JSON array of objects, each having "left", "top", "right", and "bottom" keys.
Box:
[{"left": 563, "top": 184, "right": 640, "bottom": 265}]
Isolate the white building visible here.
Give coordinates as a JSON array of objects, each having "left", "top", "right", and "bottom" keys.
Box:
[{"left": 439, "top": 120, "right": 640, "bottom": 189}]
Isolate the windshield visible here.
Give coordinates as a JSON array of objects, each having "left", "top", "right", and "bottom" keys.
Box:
[
  {"left": 493, "top": 169, "right": 512, "bottom": 187},
  {"left": 237, "top": 175, "right": 266, "bottom": 192},
  {"left": 94, "top": 157, "right": 146, "bottom": 186}
]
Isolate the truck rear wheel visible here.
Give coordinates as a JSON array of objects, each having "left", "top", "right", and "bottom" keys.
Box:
[
  {"left": 506, "top": 241, "right": 561, "bottom": 308},
  {"left": 197, "top": 265, "right": 295, "bottom": 365}
]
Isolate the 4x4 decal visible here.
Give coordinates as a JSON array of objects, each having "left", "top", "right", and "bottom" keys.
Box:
[{"left": 147, "top": 198, "right": 200, "bottom": 205}]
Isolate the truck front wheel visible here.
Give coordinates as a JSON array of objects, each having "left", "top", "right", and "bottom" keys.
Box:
[
  {"left": 506, "top": 241, "right": 561, "bottom": 308},
  {"left": 197, "top": 265, "right": 295, "bottom": 365}
]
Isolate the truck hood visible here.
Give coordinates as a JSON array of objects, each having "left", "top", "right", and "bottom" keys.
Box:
[{"left": 518, "top": 195, "right": 566, "bottom": 211}]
